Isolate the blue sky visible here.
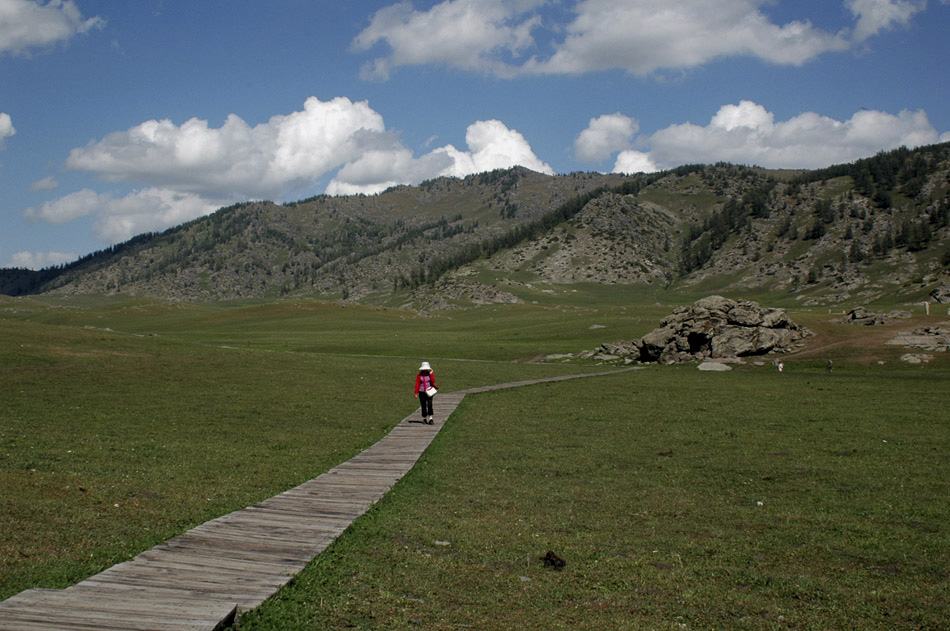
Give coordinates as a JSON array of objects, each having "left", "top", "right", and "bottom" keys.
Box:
[{"left": 1, "top": 0, "right": 948, "bottom": 270}]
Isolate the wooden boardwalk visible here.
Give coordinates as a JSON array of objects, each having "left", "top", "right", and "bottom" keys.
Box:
[{"left": 0, "top": 370, "right": 632, "bottom": 630}]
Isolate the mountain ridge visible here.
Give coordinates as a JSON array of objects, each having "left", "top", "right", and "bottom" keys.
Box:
[{"left": 3, "top": 144, "right": 949, "bottom": 308}]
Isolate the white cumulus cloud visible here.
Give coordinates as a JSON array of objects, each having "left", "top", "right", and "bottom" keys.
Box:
[
  {"left": 326, "top": 147, "right": 452, "bottom": 196},
  {"left": 847, "top": 0, "right": 926, "bottom": 42},
  {"left": 65, "top": 96, "right": 387, "bottom": 201},
  {"left": 574, "top": 113, "right": 638, "bottom": 163},
  {"left": 354, "top": 0, "right": 941, "bottom": 78},
  {"left": 613, "top": 151, "right": 658, "bottom": 175},
  {"left": 0, "top": 111, "right": 14, "bottom": 143},
  {"left": 353, "top": 0, "right": 543, "bottom": 80},
  {"left": 644, "top": 100, "right": 950, "bottom": 170},
  {"left": 30, "top": 175, "right": 58, "bottom": 190},
  {"left": 327, "top": 119, "right": 553, "bottom": 195},
  {"left": 451, "top": 119, "right": 554, "bottom": 175},
  {"left": 10, "top": 250, "right": 76, "bottom": 270},
  {"left": 26, "top": 187, "right": 221, "bottom": 243},
  {"left": 41, "top": 97, "right": 553, "bottom": 240},
  {"left": 525, "top": 0, "right": 849, "bottom": 76},
  {"left": 65, "top": 96, "right": 553, "bottom": 201},
  {"left": 0, "top": 0, "right": 104, "bottom": 56},
  {"left": 26, "top": 187, "right": 104, "bottom": 224}
]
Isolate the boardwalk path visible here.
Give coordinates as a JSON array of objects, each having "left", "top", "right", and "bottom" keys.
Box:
[{"left": 0, "top": 369, "right": 634, "bottom": 631}]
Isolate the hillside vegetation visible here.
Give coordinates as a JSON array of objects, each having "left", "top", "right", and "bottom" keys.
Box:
[{"left": 3, "top": 143, "right": 949, "bottom": 308}]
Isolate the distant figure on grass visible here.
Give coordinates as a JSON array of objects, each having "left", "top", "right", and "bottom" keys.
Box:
[{"left": 414, "top": 361, "right": 438, "bottom": 424}]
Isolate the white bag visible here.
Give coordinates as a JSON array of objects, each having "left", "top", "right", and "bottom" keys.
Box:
[{"left": 425, "top": 387, "right": 438, "bottom": 397}]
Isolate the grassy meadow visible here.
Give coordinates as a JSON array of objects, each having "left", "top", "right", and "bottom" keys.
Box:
[{"left": 1, "top": 294, "right": 948, "bottom": 629}]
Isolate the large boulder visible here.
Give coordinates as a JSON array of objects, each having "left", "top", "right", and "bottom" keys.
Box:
[
  {"left": 713, "top": 326, "right": 779, "bottom": 357},
  {"left": 632, "top": 296, "right": 810, "bottom": 364},
  {"left": 638, "top": 325, "right": 677, "bottom": 360}
]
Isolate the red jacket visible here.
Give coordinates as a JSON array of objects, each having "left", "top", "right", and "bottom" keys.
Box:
[{"left": 415, "top": 372, "right": 437, "bottom": 395}]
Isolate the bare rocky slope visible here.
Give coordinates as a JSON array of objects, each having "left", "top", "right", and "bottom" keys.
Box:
[
  {"left": 428, "top": 145, "right": 950, "bottom": 310},
  {"left": 3, "top": 143, "right": 949, "bottom": 307}
]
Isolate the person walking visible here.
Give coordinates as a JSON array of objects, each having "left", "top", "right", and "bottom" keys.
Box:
[{"left": 415, "top": 361, "right": 437, "bottom": 424}]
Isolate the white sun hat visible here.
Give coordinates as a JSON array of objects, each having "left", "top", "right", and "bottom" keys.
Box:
[{"left": 419, "top": 361, "right": 432, "bottom": 371}]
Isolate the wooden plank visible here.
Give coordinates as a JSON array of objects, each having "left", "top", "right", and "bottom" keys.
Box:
[
  {"left": 0, "top": 593, "right": 237, "bottom": 631},
  {"left": 81, "top": 574, "right": 275, "bottom": 605},
  {"left": 260, "top": 497, "right": 371, "bottom": 511},
  {"left": 191, "top": 514, "right": 343, "bottom": 535},
  {"left": 174, "top": 525, "right": 334, "bottom": 550},
  {"left": 129, "top": 548, "right": 303, "bottom": 578},
  {"left": 339, "top": 461, "right": 418, "bottom": 472},
  {"left": 0, "top": 616, "right": 199, "bottom": 631},
  {"left": 152, "top": 539, "right": 314, "bottom": 565},
  {"left": 134, "top": 549, "right": 305, "bottom": 577},
  {"left": 162, "top": 532, "right": 323, "bottom": 560},
  {"left": 293, "top": 483, "right": 389, "bottom": 497},
  {"left": 65, "top": 581, "right": 252, "bottom": 607},
  {"left": 86, "top": 563, "right": 285, "bottom": 592},
  {"left": 247, "top": 501, "right": 368, "bottom": 517},
  {"left": 0, "top": 596, "right": 236, "bottom": 627},
  {"left": 207, "top": 511, "right": 353, "bottom": 533}
]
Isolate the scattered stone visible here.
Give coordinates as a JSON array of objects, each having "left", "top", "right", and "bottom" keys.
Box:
[
  {"left": 697, "top": 361, "right": 732, "bottom": 371},
  {"left": 901, "top": 353, "right": 934, "bottom": 364},
  {"left": 600, "top": 341, "right": 638, "bottom": 356}
]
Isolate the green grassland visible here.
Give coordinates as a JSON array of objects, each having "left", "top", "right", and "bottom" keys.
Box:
[
  {"left": 1, "top": 295, "right": 947, "bottom": 629},
  {"left": 0, "top": 297, "right": 614, "bottom": 600},
  {"left": 242, "top": 368, "right": 948, "bottom": 630}
]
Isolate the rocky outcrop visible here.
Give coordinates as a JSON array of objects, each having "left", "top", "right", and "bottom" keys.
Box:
[
  {"left": 885, "top": 325, "right": 950, "bottom": 352},
  {"left": 931, "top": 283, "right": 950, "bottom": 305},
  {"left": 836, "top": 306, "right": 912, "bottom": 325},
  {"left": 632, "top": 296, "right": 811, "bottom": 364}
]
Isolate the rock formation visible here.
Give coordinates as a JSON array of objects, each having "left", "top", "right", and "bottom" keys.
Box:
[
  {"left": 931, "top": 283, "right": 950, "bottom": 305},
  {"left": 885, "top": 325, "right": 950, "bottom": 352},
  {"left": 836, "top": 306, "right": 912, "bottom": 325},
  {"left": 631, "top": 296, "right": 811, "bottom": 364}
]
